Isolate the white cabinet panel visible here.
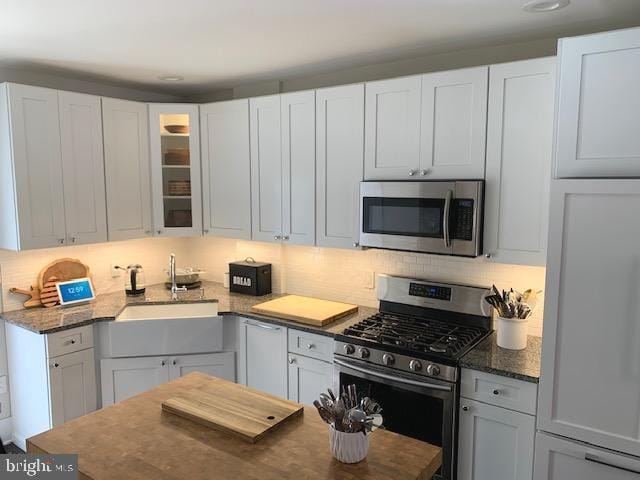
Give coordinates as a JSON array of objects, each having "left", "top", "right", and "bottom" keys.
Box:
[
  {"left": 458, "top": 398, "right": 535, "bottom": 480},
  {"left": 100, "top": 356, "right": 169, "bottom": 406},
  {"left": 7, "top": 84, "right": 66, "bottom": 249},
  {"left": 169, "top": 352, "right": 235, "bottom": 382},
  {"left": 49, "top": 348, "right": 97, "bottom": 427},
  {"left": 364, "top": 76, "right": 421, "bottom": 179},
  {"left": 250, "top": 95, "right": 283, "bottom": 243},
  {"left": 316, "top": 84, "right": 364, "bottom": 249},
  {"left": 420, "top": 67, "right": 488, "bottom": 179},
  {"left": 149, "top": 104, "right": 202, "bottom": 237},
  {"left": 102, "top": 98, "right": 152, "bottom": 241},
  {"left": 238, "top": 318, "right": 288, "bottom": 398},
  {"left": 538, "top": 180, "right": 640, "bottom": 456},
  {"left": 287, "top": 354, "right": 333, "bottom": 406},
  {"left": 59, "top": 91, "right": 108, "bottom": 246},
  {"left": 484, "top": 58, "right": 555, "bottom": 265},
  {"left": 281, "top": 90, "right": 316, "bottom": 245},
  {"left": 200, "top": 99, "right": 251, "bottom": 239},
  {"left": 556, "top": 28, "right": 640, "bottom": 177},
  {"left": 534, "top": 432, "right": 640, "bottom": 480},
  {"left": 461, "top": 368, "right": 538, "bottom": 415}
]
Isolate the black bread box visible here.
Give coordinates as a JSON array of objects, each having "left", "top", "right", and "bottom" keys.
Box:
[{"left": 229, "top": 259, "right": 272, "bottom": 296}]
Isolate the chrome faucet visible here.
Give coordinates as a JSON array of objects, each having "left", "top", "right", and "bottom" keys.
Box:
[{"left": 169, "top": 253, "right": 187, "bottom": 301}]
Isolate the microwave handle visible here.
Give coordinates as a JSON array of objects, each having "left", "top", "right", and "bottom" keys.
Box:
[{"left": 443, "top": 190, "right": 452, "bottom": 248}]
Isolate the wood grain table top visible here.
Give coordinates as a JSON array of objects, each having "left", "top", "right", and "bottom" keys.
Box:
[{"left": 27, "top": 373, "right": 442, "bottom": 480}]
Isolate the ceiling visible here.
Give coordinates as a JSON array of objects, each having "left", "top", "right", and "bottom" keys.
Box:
[{"left": 1, "top": 0, "right": 639, "bottom": 95}]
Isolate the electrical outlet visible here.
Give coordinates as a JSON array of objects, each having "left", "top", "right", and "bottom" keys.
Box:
[
  {"left": 111, "top": 264, "right": 121, "bottom": 278},
  {"left": 365, "top": 271, "right": 375, "bottom": 290}
]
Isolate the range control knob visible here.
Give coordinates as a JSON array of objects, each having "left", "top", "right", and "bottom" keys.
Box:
[
  {"left": 426, "top": 364, "right": 441, "bottom": 376},
  {"left": 358, "top": 347, "right": 370, "bottom": 359},
  {"left": 382, "top": 353, "right": 395, "bottom": 366},
  {"left": 344, "top": 344, "right": 356, "bottom": 355},
  {"left": 409, "top": 360, "right": 423, "bottom": 372}
]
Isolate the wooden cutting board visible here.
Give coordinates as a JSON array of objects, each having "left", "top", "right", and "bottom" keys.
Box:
[
  {"left": 250, "top": 295, "right": 358, "bottom": 326},
  {"left": 38, "top": 258, "right": 91, "bottom": 291},
  {"left": 162, "top": 379, "right": 303, "bottom": 443}
]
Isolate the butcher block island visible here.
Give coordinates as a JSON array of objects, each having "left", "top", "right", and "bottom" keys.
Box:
[{"left": 27, "top": 373, "right": 442, "bottom": 480}]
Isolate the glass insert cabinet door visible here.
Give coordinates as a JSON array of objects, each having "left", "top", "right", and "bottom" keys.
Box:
[{"left": 148, "top": 104, "right": 202, "bottom": 236}]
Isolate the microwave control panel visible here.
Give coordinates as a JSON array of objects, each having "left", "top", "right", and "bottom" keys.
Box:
[{"left": 452, "top": 199, "right": 474, "bottom": 241}]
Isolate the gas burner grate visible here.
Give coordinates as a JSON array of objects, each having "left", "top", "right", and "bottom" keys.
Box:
[{"left": 342, "top": 312, "right": 487, "bottom": 359}]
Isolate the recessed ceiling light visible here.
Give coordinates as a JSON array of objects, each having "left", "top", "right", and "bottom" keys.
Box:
[
  {"left": 522, "top": 0, "right": 569, "bottom": 12},
  {"left": 157, "top": 74, "right": 184, "bottom": 82}
]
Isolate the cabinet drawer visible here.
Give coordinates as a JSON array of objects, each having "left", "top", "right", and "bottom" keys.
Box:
[
  {"left": 47, "top": 325, "right": 94, "bottom": 358},
  {"left": 461, "top": 368, "right": 537, "bottom": 415},
  {"left": 288, "top": 329, "right": 333, "bottom": 362}
]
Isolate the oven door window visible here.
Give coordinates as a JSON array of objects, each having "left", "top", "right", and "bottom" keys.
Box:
[
  {"left": 362, "top": 197, "right": 444, "bottom": 238},
  {"left": 339, "top": 371, "right": 444, "bottom": 447}
]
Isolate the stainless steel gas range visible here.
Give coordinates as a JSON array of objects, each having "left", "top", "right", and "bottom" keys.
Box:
[{"left": 334, "top": 274, "right": 492, "bottom": 480}]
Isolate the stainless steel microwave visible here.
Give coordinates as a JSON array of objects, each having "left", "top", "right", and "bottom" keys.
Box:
[{"left": 359, "top": 181, "right": 484, "bottom": 257}]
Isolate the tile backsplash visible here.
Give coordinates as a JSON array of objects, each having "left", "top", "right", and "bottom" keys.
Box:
[
  {"left": 188, "top": 237, "right": 546, "bottom": 337},
  {"left": 0, "top": 236, "right": 545, "bottom": 336},
  {"left": 0, "top": 237, "right": 190, "bottom": 313}
]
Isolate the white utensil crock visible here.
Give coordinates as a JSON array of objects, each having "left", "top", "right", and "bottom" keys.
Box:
[
  {"left": 329, "top": 426, "right": 369, "bottom": 463},
  {"left": 496, "top": 316, "right": 528, "bottom": 350}
]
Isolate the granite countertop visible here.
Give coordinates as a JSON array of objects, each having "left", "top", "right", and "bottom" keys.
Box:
[
  {"left": 460, "top": 332, "right": 541, "bottom": 383},
  {"left": 0, "top": 281, "right": 376, "bottom": 337}
]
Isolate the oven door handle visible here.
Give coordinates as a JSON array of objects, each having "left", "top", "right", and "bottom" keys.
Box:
[
  {"left": 443, "top": 189, "right": 452, "bottom": 248},
  {"left": 334, "top": 358, "right": 452, "bottom": 392}
]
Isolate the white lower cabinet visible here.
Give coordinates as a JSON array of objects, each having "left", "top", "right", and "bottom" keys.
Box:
[
  {"left": 457, "top": 398, "right": 535, "bottom": 480},
  {"left": 49, "top": 348, "right": 97, "bottom": 427},
  {"left": 458, "top": 369, "right": 537, "bottom": 480},
  {"left": 101, "top": 352, "right": 235, "bottom": 406},
  {"left": 6, "top": 323, "right": 98, "bottom": 450},
  {"left": 287, "top": 354, "right": 333, "bottom": 405},
  {"left": 238, "top": 317, "right": 288, "bottom": 398},
  {"left": 534, "top": 432, "right": 640, "bottom": 480}
]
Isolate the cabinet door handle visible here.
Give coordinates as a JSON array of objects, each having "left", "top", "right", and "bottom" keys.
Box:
[
  {"left": 58, "top": 239, "right": 65, "bottom": 244},
  {"left": 461, "top": 405, "right": 470, "bottom": 412},
  {"left": 282, "top": 235, "right": 290, "bottom": 241},
  {"left": 244, "top": 320, "right": 280, "bottom": 331},
  {"left": 172, "top": 360, "right": 177, "bottom": 365},
  {"left": 492, "top": 389, "right": 500, "bottom": 395},
  {"left": 70, "top": 339, "right": 76, "bottom": 345},
  {"left": 161, "top": 360, "right": 166, "bottom": 366},
  {"left": 288, "top": 357, "right": 296, "bottom": 364},
  {"left": 419, "top": 169, "right": 430, "bottom": 176},
  {"left": 52, "top": 363, "right": 60, "bottom": 368},
  {"left": 306, "top": 343, "right": 314, "bottom": 349},
  {"left": 70, "top": 236, "right": 77, "bottom": 243},
  {"left": 408, "top": 170, "right": 416, "bottom": 176}
]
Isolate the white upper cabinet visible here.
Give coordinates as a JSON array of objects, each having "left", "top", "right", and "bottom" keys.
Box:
[
  {"left": 149, "top": 104, "right": 202, "bottom": 237},
  {"left": 249, "top": 92, "right": 316, "bottom": 245},
  {"left": 316, "top": 84, "right": 365, "bottom": 249},
  {"left": 420, "top": 66, "right": 488, "bottom": 179},
  {"left": 59, "top": 91, "right": 108, "bottom": 246},
  {"left": 1, "top": 84, "right": 66, "bottom": 250},
  {"left": 250, "top": 95, "right": 283, "bottom": 243},
  {"left": 102, "top": 98, "right": 153, "bottom": 241},
  {"left": 538, "top": 180, "right": 640, "bottom": 457},
  {"left": 281, "top": 90, "right": 316, "bottom": 246},
  {"left": 0, "top": 84, "right": 107, "bottom": 251},
  {"left": 484, "top": 58, "right": 556, "bottom": 265},
  {"left": 200, "top": 99, "right": 252, "bottom": 239},
  {"left": 364, "top": 76, "right": 422, "bottom": 179},
  {"left": 556, "top": 27, "right": 640, "bottom": 178}
]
